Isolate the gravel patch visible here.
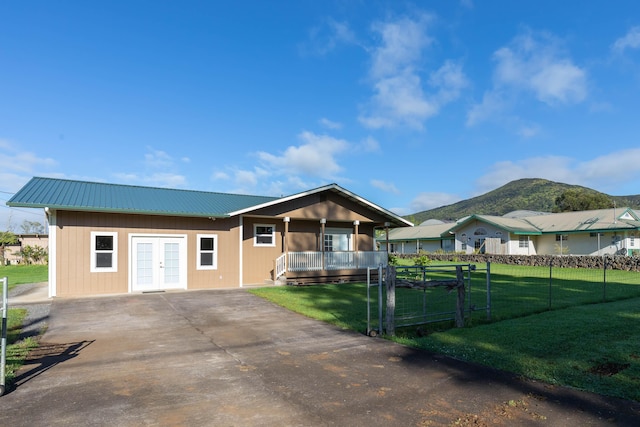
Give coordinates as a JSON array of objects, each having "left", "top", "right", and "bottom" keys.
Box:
[{"left": 7, "top": 284, "right": 51, "bottom": 340}]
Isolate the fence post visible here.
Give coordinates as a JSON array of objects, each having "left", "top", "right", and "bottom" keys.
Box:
[
  {"left": 548, "top": 258, "right": 553, "bottom": 310},
  {"left": 603, "top": 257, "right": 607, "bottom": 302},
  {"left": 378, "top": 265, "right": 383, "bottom": 335},
  {"left": 1, "top": 276, "right": 7, "bottom": 396},
  {"left": 455, "top": 266, "right": 465, "bottom": 328},
  {"left": 486, "top": 262, "right": 491, "bottom": 321},
  {"left": 385, "top": 265, "right": 395, "bottom": 336}
]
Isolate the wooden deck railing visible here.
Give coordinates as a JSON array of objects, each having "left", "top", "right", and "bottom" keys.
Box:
[{"left": 286, "top": 251, "right": 387, "bottom": 272}]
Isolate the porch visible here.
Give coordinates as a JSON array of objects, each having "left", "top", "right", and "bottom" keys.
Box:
[{"left": 274, "top": 250, "right": 388, "bottom": 283}]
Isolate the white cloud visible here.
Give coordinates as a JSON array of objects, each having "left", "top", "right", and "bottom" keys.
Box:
[
  {"left": 495, "top": 31, "right": 587, "bottom": 104},
  {"left": 466, "top": 90, "right": 505, "bottom": 126},
  {"left": 361, "top": 72, "right": 439, "bottom": 129},
  {"left": 144, "top": 147, "right": 174, "bottom": 168},
  {"left": 115, "top": 147, "right": 189, "bottom": 188},
  {"left": 319, "top": 117, "right": 343, "bottom": 130},
  {"left": 473, "top": 149, "right": 640, "bottom": 195},
  {"left": 517, "top": 124, "right": 540, "bottom": 138},
  {"left": 145, "top": 173, "right": 187, "bottom": 188},
  {"left": 468, "top": 30, "right": 587, "bottom": 125},
  {"left": 360, "top": 136, "right": 380, "bottom": 152},
  {"left": 211, "top": 171, "right": 230, "bottom": 181},
  {"left": 409, "top": 192, "right": 462, "bottom": 212},
  {"left": 303, "top": 18, "right": 358, "bottom": 55},
  {"left": 575, "top": 148, "right": 640, "bottom": 186},
  {"left": 114, "top": 172, "right": 187, "bottom": 188},
  {"left": 474, "top": 156, "right": 575, "bottom": 194},
  {"left": 429, "top": 60, "right": 469, "bottom": 104},
  {"left": 0, "top": 139, "right": 57, "bottom": 175},
  {"left": 369, "top": 15, "right": 433, "bottom": 79},
  {"left": 370, "top": 179, "right": 400, "bottom": 194},
  {"left": 257, "top": 131, "right": 349, "bottom": 179},
  {"left": 359, "top": 14, "right": 467, "bottom": 130},
  {"left": 234, "top": 169, "right": 259, "bottom": 187},
  {"left": 112, "top": 172, "right": 139, "bottom": 182},
  {"left": 612, "top": 26, "right": 640, "bottom": 53}
]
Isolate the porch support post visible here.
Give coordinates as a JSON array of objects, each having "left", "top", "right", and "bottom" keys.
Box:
[
  {"left": 353, "top": 220, "right": 359, "bottom": 253},
  {"left": 320, "top": 218, "right": 326, "bottom": 270},
  {"left": 283, "top": 217, "right": 290, "bottom": 270},
  {"left": 353, "top": 220, "right": 359, "bottom": 269},
  {"left": 384, "top": 222, "right": 391, "bottom": 254}
]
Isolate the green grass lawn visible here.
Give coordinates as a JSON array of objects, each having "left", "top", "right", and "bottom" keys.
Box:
[
  {"left": 250, "top": 265, "right": 640, "bottom": 402},
  {"left": 0, "top": 264, "right": 48, "bottom": 290},
  {"left": 1, "top": 264, "right": 48, "bottom": 385},
  {"left": 396, "top": 297, "right": 640, "bottom": 401},
  {"left": 392, "top": 261, "right": 640, "bottom": 323}
]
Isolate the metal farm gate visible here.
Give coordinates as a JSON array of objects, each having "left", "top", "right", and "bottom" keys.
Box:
[{"left": 367, "top": 264, "right": 490, "bottom": 336}]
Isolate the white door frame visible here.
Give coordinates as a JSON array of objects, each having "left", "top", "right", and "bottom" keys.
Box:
[{"left": 128, "top": 233, "right": 188, "bottom": 293}]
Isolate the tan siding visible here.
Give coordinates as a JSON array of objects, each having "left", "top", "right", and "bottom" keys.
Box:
[
  {"left": 53, "top": 190, "right": 390, "bottom": 295},
  {"left": 56, "top": 211, "right": 240, "bottom": 296},
  {"left": 242, "top": 217, "right": 283, "bottom": 284},
  {"left": 240, "top": 218, "right": 377, "bottom": 285},
  {"left": 248, "top": 193, "right": 390, "bottom": 224}
]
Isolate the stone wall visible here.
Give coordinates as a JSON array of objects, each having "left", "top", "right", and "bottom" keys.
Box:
[{"left": 395, "top": 253, "right": 640, "bottom": 272}]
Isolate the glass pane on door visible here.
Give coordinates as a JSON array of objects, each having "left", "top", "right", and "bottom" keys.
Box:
[
  {"left": 136, "top": 242, "right": 154, "bottom": 285},
  {"left": 163, "top": 242, "right": 180, "bottom": 284}
]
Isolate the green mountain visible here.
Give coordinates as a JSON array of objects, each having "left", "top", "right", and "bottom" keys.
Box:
[{"left": 408, "top": 178, "right": 640, "bottom": 224}]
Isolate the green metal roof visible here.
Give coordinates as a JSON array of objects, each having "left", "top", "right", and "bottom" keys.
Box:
[{"left": 8, "top": 177, "right": 279, "bottom": 217}]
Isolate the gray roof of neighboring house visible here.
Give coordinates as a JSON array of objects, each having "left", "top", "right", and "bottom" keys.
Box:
[
  {"left": 503, "top": 210, "right": 551, "bottom": 218},
  {"left": 449, "top": 214, "right": 543, "bottom": 235},
  {"left": 523, "top": 207, "right": 640, "bottom": 233},
  {"left": 8, "top": 177, "right": 413, "bottom": 227},
  {"left": 383, "top": 207, "right": 640, "bottom": 242},
  {"left": 418, "top": 219, "right": 447, "bottom": 226},
  {"left": 383, "top": 223, "right": 455, "bottom": 241}
]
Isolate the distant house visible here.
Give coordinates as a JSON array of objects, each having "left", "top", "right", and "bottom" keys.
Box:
[
  {"left": 380, "top": 221, "right": 455, "bottom": 254},
  {"left": 4, "top": 234, "right": 49, "bottom": 265},
  {"left": 380, "top": 208, "right": 640, "bottom": 257},
  {"left": 8, "top": 177, "right": 411, "bottom": 297}
]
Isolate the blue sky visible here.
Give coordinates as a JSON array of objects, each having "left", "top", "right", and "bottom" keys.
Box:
[{"left": 2, "top": 0, "right": 640, "bottom": 229}]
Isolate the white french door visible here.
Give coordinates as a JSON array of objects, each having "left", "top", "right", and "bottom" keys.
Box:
[{"left": 131, "top": 236, "right": 187, "bottom": 292}]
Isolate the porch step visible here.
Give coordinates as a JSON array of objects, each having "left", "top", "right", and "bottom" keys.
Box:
[{"left": 264, "top": 276, "right": 288, "bottom": 286}]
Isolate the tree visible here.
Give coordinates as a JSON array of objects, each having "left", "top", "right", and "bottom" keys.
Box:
[
  {"left": 0, "top": 230, "right": 18, "bottom": 265},
  {"left": 18, "top": 245, "right": 47, "bottom": 265},
  {"left": 553, "top": 189, "right": 612, "bottom": 212},
  {"left": 20, "top": 220, "right": 45, "bottom": 234}
]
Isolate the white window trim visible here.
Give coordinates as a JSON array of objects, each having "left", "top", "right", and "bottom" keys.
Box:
[
  {"left": 90, "top": 231, "right": 118, "bottom": 273},
  {"left": 197, "top": 233, "right": 218, "bottom": 270},
  {"left": 254, "top": 224, "right": 276, "bottom": 247}
]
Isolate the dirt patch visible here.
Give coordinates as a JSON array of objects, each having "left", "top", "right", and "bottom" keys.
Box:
[
  {"left": 418, "top": 394, "right": 549, "bottom": 427},
  {"left": 588, "top": 361, "right": 630, "bottom": 377}
]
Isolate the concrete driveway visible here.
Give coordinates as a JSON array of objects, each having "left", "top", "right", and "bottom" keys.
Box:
[{"left": 3, "top": 289, "right": 640, "bottom": 426}]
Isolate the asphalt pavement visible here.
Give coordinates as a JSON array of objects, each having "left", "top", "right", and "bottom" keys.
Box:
[{"left": 2, "top": 287, "right": 640, "bottom": 426}]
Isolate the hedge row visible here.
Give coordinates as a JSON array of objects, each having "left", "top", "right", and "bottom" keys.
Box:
[{"left": 395, "top": 253, "right": 640, "bottom": 272}]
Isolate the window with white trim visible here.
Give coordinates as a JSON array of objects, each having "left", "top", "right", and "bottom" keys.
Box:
[
  {"left": 324, "top": 228, "right": 352, "bottom": 251},
  {"left": 197, "top": 234, "right": 217, "bottom": 270},
  {"left": 254, "top": 224, "right": 275, "bottom": 247},
  {"left": 519, "top": 236, "right": 528, "bottom": 248},
  {"left": 90, "top": 231, "right": 117, "bottom": 272}
]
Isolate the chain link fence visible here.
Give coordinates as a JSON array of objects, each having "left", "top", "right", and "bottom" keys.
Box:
[{"left": 368, "top": 259, "right": 640, "bottom": 334}]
